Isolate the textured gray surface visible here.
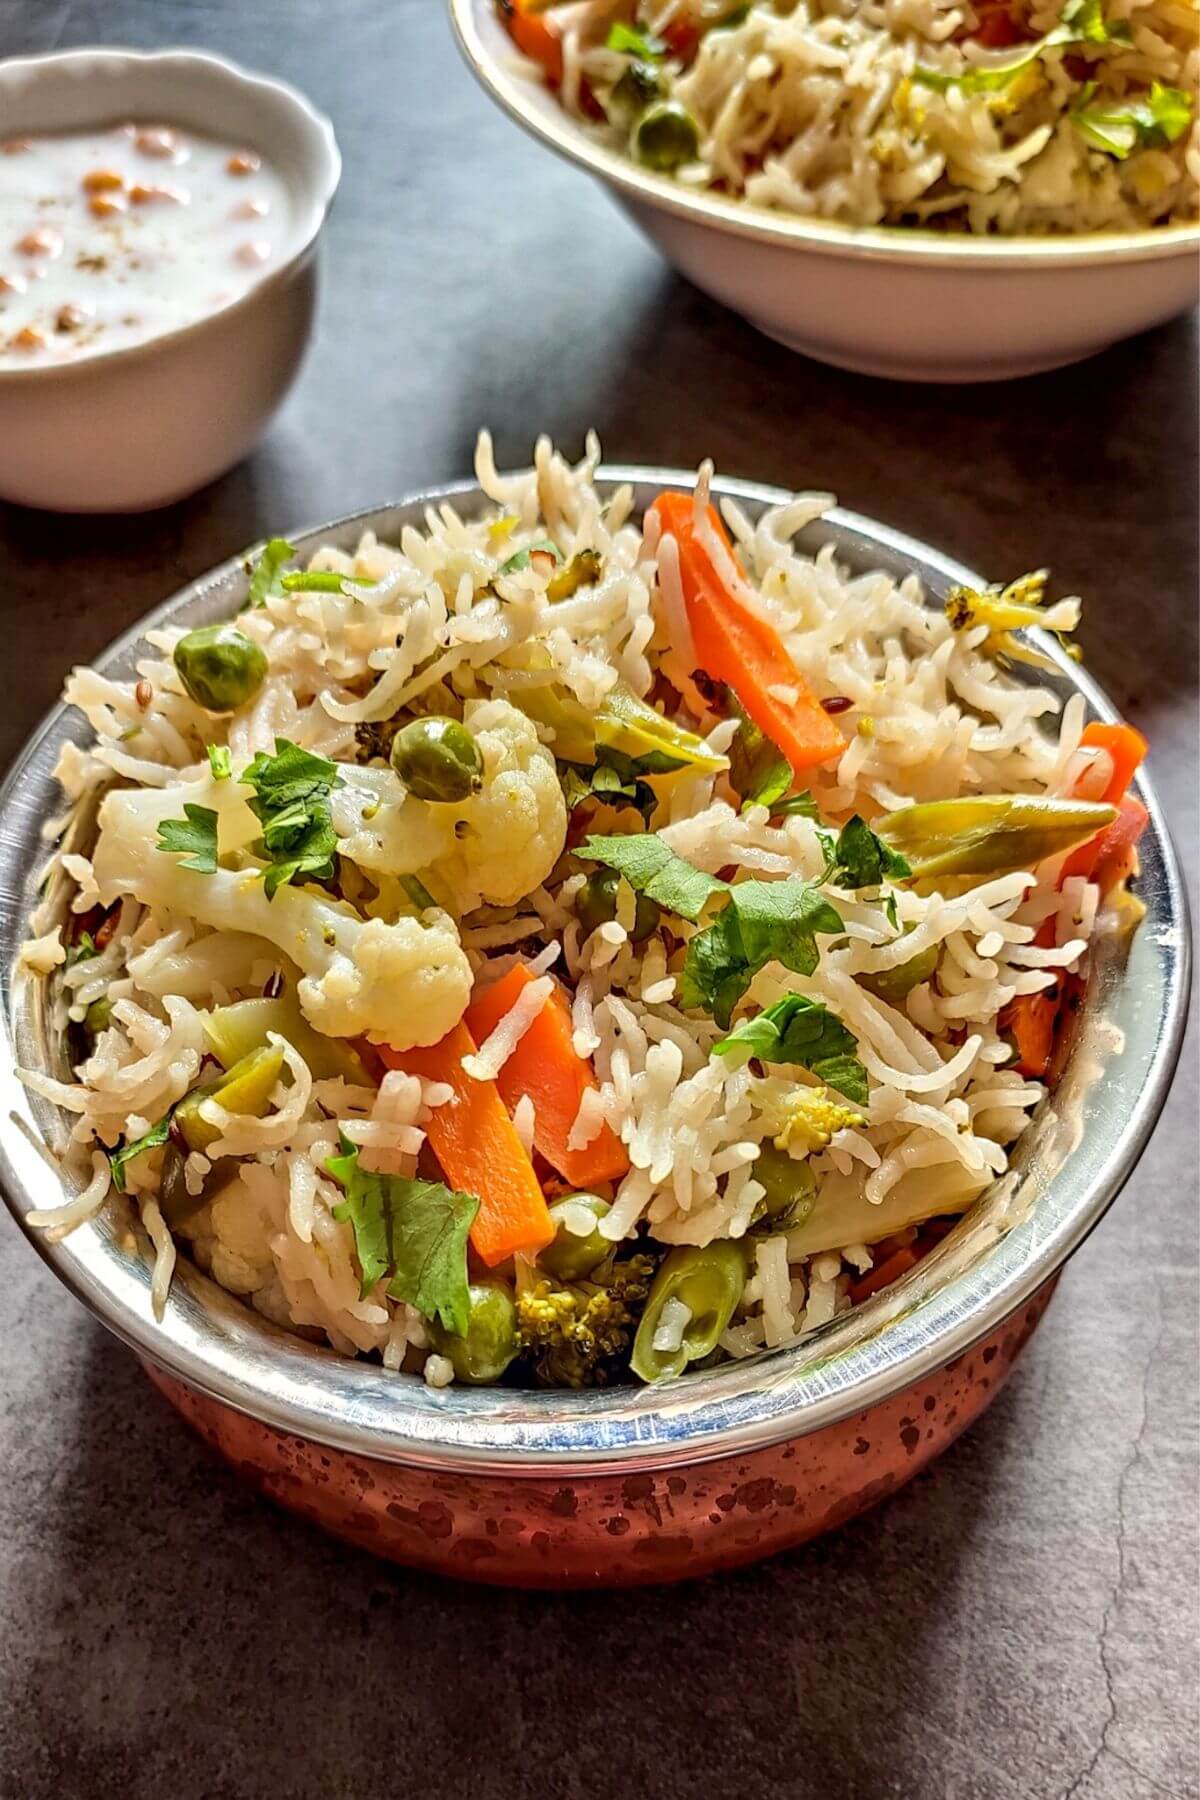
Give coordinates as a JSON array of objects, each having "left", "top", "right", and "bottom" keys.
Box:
[{"left": 0, "top": 2, "right": 1197, "bottom": 1797}]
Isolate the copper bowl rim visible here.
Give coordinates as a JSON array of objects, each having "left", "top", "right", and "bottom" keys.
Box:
[{"left": 0, "top": 468, "right": 1190, "bottom": 1476}]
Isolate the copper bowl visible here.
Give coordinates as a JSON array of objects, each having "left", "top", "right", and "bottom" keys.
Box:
[{"left": 0, "top": 471, "right": 1189, "bottom": 1587}]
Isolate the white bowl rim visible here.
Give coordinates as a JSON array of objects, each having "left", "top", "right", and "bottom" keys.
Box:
[
  {"left": 0, "top": 467, "right": 1190, "bottom": 1475},
  {"left": 0, "top": 45, "right": 341, "bottom": 385},
  {"left": 450, "top": 0, "right": 1200, "bottom": 269}
]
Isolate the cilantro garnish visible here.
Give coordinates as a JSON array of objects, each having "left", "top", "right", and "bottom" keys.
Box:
[
  {"left": 577, "top": 833, "right": 728, "bottom": 922},
  {"left": 680, "top": 878, "right": 845, "bottom": 1028},
  {"left": 241, "top": 738, "right": 343, "bottom": 899},
  {"left": 108, "top": 1113, "right": 173, "bottom": 1193},
  {"left": 827, "top": 815, "right": 911, "bottom": 889},
  {"left": 1070, "top": 79, "right": 1193, "bottom": 158},
  {"left": 325, "top": 1136, "right": 478, "bottom": 1332},
  {"left": 713, "top": 995, "right": 868, "bottom": 1103},
  {"left": 561, "top": 756, "right": 657, "bottom": 825},
  {"left": 155, "top": 804, "right": 219, "bottom": 874},
  {"left": 914, "top": 0, "right": 1130, "bottom": 97},
  {"left": 605, "top": 20, "right": 667, "bottom": 57},
  {"left": 245, "top": 536, "right": 295, "bottom": 609},
  {"left": 724, "top": 690, "right": 792, "bottom": 813},
  {"left": 65, "top": 931, "right": 98, "bottom": 967},
  {"left": 498, "top": 539, "right": 561, "bottom": 575}
]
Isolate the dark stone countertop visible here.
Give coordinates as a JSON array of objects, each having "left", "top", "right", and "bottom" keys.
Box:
[{"left": 0, "top": 3, "right": 1195, "bottom": 1796}]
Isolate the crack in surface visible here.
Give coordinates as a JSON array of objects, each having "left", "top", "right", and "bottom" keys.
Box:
[{"left": 1058, "top": 1288, "right": 1170, "bottom": 1800}]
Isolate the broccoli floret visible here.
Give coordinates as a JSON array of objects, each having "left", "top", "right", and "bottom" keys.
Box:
[
  {"left": 774, "top": 1085, "right": 866, "bottom": 1156},
  {"left": 516, "top": 1256, "right": 656, "bottom": 1388},
  {"left": 945, "top": 571, "right": 1081, "bottom": 673}
]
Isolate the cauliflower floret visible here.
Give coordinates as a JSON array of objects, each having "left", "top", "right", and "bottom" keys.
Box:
[
  {"left": 773, "top": 1086, "right": 866, "bottom": 1156},
  {"left": 92, "top": 782, "right": 471, "bottom": 1047},
  {"left": 184, "top": 1173, "right": 277, "bottom": 1296},
  {"left": 336, "top": 697, "right": 566, "bottom": 914},
  {"left": 436, "top": 698, "right": 567, "bottom": 912}
]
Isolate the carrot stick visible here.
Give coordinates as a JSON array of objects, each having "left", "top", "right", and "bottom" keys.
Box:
[
  {"left": 498, "top": 0, "right": 564, "bottom": 83},
  {"left": 1061, "top": 720, "right": 1148, "bottom": 882},
  {"left": 466, "top": 965, "right": 630, "bottom": 1189},
  {"left": 380, "top": 1025, "right": 554, "bottom": 1266},
  {"left": 648, "top": 490, "right": 845, "bottom": 775},
  {"left": 848, "top": 1247, "right": 919, "bottom": 1306}
]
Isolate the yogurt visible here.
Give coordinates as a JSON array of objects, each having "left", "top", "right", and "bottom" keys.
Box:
[{"left": 0, "top": 122, "right": 292, "bottom": 364}]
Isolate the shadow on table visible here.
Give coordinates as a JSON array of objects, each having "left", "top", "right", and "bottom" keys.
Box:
[{"left": 6, "top": 1314, "right": 1039, "bottom": 1800}]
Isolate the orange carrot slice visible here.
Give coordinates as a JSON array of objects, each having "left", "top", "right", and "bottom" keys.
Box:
[
  {"left": 380, "top": 1025, "right": 553, "bottom": 1266},
  {"left": 466, "top": 964, "right": 629, "bottom": 1189},
  {"left": 848, "top": 1247, "right": 919, "bottom": 1305},
  {"left": 498, "top": 0, "right": 564, "bottom": 83},
  {"left": 648, "top": 490, "right": 845, "bottom": 775}
]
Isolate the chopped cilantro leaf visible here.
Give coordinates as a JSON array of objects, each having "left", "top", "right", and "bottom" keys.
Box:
[
  {"left": 65, "top": 931, "right": 98, "bottom": 967},
  {"left": 108, "top": 1112, "right": 172, "bottom": 1193},
  {"left": 155, "top": 804, "right": 219, "bottom": 874},
  {"left": 326, "top": 1137, "right": 478, "bottom": 1332},
  {"left": 578, "top": 833, "right": 728, "bottom": 922},
  {"left": 679, "top": 879, "right": 844, "bottom": 1027},
  {"left": 245, "top": 536, "right": 295, "bottom": 608},
  {"left": 713, "top": 994, "right": 868, "bottom": 1103},
  {"left": 498, "top": 539, "right": 561, "bottom": 575},
  {"left": 828, "top": 815, "right": 911, "bottom": 889},
  {"left": 724, "top": 688, "right": 792, "bottom": 812},
  {"left": 606, "top": 20, "right": 667, "bottom": 56},
  {"left": 241, "top": 739, "right": 342, "bottom": 899},
  {"left": 1071, "top": 79, "right": 1192, "bottom": 157}
]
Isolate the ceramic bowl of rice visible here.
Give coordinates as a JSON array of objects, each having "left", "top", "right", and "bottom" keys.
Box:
[
  {"left": 0, "top": 435, "right": 1187, "bottom": 1586},
  {"left": 451, "top": 0, "right": 1200, "bottom": 380}
]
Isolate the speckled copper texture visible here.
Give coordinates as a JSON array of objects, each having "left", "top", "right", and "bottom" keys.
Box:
[{"left": 142, "top": 1280, "right": 1055, "bottom": 1587}]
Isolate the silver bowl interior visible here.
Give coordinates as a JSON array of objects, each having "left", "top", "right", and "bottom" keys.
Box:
[{"left": 0, "top": 471, "right": 1189, "bottom": 1474}]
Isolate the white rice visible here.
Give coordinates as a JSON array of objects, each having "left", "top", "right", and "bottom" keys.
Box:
[
  {"left": 552, "top": 0, "right": 1198, "bottom": 233},
  {"left": 16, "top": 429, "right": 1130, "bottom": 1382}
]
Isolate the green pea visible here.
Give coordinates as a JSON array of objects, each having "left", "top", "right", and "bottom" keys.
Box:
[
  {"left": 541, "top": 1193, "right": 612, "bottom": 1281},
  {"left": 751, "top": 1145, "right": 817, "bottom": 1230},
  {"left": 608, "top": 59, "right": 664, "bottom": 125},
  {"left": 173, "top": 624, "right": 267, "bottom": 712},
  {"left": 860, "top": 937, "right": 939, "bottom": 1003},
  {"left": 632, "top": 101, "right": 701, "bottom": 173},
  {"left": 428, "top": 1281, "right": 518, "bottom": 1385},
  {"left": 576, "top": 866, "right": 661, "bottom": 943},
  {"left": 390, "top": 715, "right": 483, "bottom": 803},
  {"left": 84, "top": 996, "right": 113, "bottom": 1037},
  {"left": 630, "top": 1241, "right": 746, "bottom": 1384}
]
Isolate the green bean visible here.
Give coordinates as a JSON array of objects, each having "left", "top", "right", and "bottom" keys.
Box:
[
  {"left": 428, "top": 1280, "right": 519, "bottom": 1385},
  {"left": 173, "top": 624, "right": 267, "bottom": 712},
  {"left": 174, "top": 1041, "right": 285, "bottom": 1154},
  {"left": 158, "top": 1141, "right": 210, "bottom": 1229},
  {"left": 390, "top": 716, "right": 483, "bottom": 803},
  {"left": 540, "top": 1193, "right": 612, "bottom": 1281},
  {"left": 576, "top": 865, "right": 661, "bottom": 942},
  {"left": 632, "top": 101, "right": 701, "bottom": 173},
  {"left": 630, "top": 1242, "right": 746, "bottom": 1383},
  {"left": 750, "top": 1145, "right": 817, "bottom": 1230},
  {"left": 876, "top": 794, "right": 1116, "bottom": 880},
  {"left": 202, "top": 992, "right": 370, "bottom": 1085}
]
